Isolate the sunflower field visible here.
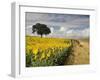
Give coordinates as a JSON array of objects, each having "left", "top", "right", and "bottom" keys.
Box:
[{"left": 26, "top": 36, "right": 72, "bottom": 67}]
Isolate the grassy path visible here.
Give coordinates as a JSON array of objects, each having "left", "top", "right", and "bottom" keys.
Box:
[{"left": 65, "top": 40, "right": 89, "bottom": 65}]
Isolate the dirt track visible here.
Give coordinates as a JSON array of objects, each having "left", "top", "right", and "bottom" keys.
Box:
[{"left": 65, "top": 40, "right": 89, "bottom": 65}]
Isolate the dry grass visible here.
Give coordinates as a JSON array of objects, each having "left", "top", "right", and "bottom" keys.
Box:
[{"left": 65, "top": 39, "right": 89, "bottom": 65}]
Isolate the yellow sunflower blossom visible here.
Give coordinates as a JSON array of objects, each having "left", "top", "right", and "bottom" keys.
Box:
[{"left": 32, "top": 48, "right": 38, "bottom": 55}]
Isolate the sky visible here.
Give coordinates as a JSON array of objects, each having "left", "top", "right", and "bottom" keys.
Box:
[{"left": 25, "top": 12, "right": 89, "bottom": 39}]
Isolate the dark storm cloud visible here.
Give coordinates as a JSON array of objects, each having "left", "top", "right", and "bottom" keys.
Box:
[{"left": 25, "top": 12, "right": 89, "bottom": 38}]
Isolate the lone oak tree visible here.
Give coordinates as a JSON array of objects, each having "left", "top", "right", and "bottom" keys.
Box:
[{"left": 32, "top": 23, "right": 51, "bottom": 38}]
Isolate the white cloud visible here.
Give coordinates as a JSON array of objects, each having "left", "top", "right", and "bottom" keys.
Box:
[
  {"left": 26, "top": 13, "right": 89, "bottom": 38},
  {"left": 59, "top": 27, "right": 66, "bottom": 32},
  {"left": 50, "top": 27, "right": 54, "bottom": 35}
]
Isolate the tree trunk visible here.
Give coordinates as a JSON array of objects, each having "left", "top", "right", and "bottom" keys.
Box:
[{"left": 41, "top": 34, "right": 43, "bottom": 38}]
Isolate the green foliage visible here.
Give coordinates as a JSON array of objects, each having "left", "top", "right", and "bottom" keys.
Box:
[
  {"left": 26, "top": 46, "right": 73, "bottom": 67},
  {"left": 32, "top": 23, "right": 51, "bottom": 38},
  {"left": 26, "top": 50, "right": 34, "bottom": 67}
]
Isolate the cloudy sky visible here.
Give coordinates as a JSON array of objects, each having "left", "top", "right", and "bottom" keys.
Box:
[{"left": 25, "top": 12, "right": 89, "bottom": 39}]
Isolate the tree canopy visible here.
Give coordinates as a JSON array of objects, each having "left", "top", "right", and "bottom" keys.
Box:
[{"left": 32, "top": 23, "right": 51, "bottom": 38}]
